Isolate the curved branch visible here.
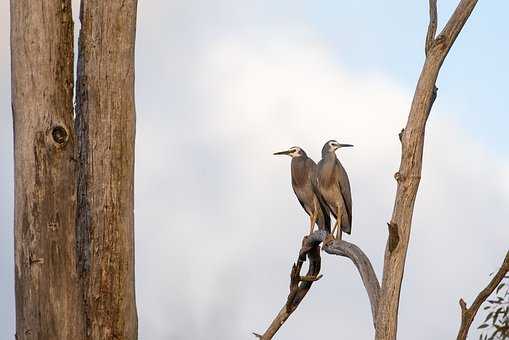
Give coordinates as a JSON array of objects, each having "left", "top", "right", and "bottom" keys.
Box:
[
  {"left": 256, "top": 230, "right": 381, "bottom": 339},
  {"left": 323, "top": 239, "right": 381, "bottom": 327},
  {"left": 254, "top": 230, "right": 325, "bottom": 339},
  {"left": 456, "top": 251, "right": 509, "bottom": 340}
]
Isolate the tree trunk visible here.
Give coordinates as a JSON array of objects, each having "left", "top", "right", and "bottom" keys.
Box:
[
  {"left": 75, "top": 0, "right": 138, "bottom": 339},
  {"left": 11, "top": 0, "right": 85, "bottom": 338},
  {"left": 374, "top": 1, "right": 478, "bottom": 339}
]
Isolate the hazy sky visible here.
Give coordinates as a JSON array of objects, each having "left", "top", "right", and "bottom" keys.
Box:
[{"left": 1, "top": 1, "right": 508, "bottom": 339}]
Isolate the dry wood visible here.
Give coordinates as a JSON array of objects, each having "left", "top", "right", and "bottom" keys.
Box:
[
  {"left": 256, "top": 231, "right": 381, "bottom": 338},
  {"left": 456, "top": 251, "right": 509, "bottom": 340},
  {"left": 254, "top": 231, "right": 324, "bottom": 339},
  {"left": 11, "top": 1, "right": 85, "bottom": 338},
  {"left": 75, "top": 0, "right": 139, "bottom": 338},
  {"left": 374, "top": 1, "right": 478, "bottom": 339},
  {"left": 323, "top": 239, "right": 380, "bottom": 326}
]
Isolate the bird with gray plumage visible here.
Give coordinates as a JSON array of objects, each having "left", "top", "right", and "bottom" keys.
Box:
[
  {"left": 316, "top": 140, "right": 353, "bottom": 240},
  {"left": 274, "top": 146, "right": 331, "bottom": 235}
]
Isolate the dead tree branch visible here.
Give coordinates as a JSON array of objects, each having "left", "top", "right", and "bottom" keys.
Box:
[
  {"left": 323, "top": 240, "right": 381, "bottom": 326},
  {"left": 256, "top": 230, "right": 381, "bottom": 339},
  {"left": 456, "top": 251, "right": 509, "bottom": 340},
  {"left": 375, "top": 1, "right": 478, "bottom": 339},
  {"left": 425, "top": 0, "right": 438, "bottom": 56},
  {"left": 253, "top": 231, "right": 324, "bottom": 339}
]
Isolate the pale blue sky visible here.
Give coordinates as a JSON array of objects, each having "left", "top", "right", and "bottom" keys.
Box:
[{"left": 1, "top": 1, "right": 507, "bottom": 339}]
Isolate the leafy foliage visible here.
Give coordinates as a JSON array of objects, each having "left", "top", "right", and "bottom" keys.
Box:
[{"left": 479, "top": 275, "right": 509, "bottom": 340}]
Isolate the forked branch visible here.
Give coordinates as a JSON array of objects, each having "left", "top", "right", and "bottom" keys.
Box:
[
  {"left": 456, "top": 251, "right": 509, "bottom": 340},
  {"left": 256, "top": 230, "right": 380, "bottom": 338}
]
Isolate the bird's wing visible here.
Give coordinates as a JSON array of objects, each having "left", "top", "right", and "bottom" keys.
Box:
[
  {"left": 309, "top": 159, "right": 331, "bottom": 232},
  {"left": 337, "top": 160, "right": 352, "bottom": 227},
  {"left": 292, "top": 159, "right": 314, "bottom": 216},
  {"left": 294, "top": 190, "right": 309, "bottom": 215}
]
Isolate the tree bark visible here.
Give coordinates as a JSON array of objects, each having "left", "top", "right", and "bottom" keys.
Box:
[
  {"left": 11, "top": 0, "right": 85, "bottom": 338},
  {"left": 374, "top": 1, "right": 478, "bottom": 339},
  {"left": 75, "top": 0, "right": 138, "bottom": 339}
]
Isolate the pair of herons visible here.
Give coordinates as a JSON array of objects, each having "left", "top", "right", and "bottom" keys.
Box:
[{"left": 274, "top": 140, "right": 353, "bottom": 243}]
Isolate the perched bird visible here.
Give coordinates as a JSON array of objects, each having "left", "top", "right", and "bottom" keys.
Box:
[
  {"left": 274, "top": 146, "right": 331, "bottom": 235},
  {"left": 316, "top": 140, "right": 353, "bottom": 240}
]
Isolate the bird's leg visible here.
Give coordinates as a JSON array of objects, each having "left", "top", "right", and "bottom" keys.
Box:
[
  {"left": 309, "top": 213, "right": 317, "bottom": 235},
  {"left": 336, "top": 227, "right": 343, "bottom": 240},
  {"left": 331, "top": 220, "right": 339, "bottom": 238}
]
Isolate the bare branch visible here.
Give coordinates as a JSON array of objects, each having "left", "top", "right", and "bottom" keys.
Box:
[
  {"left": 256, "top": 230, "right": 380, "bottom": 338},
  {"left": 425, "top": 0, "right": 438, "bottom": 56},
  {"left": 323, "top": 239, "right": 381, "bottom": 327},
  {"left": 254, "top": 230, "right": 324, "bottom": 339},
  {"left": 439, "top": 0, "right": 479, "bottom": 51},
  {"left": 456, "top": 251, "right": 509, "bottom": 340}
]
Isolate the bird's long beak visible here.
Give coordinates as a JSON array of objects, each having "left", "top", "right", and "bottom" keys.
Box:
[
  {"left": 273, "top": 150, "right": 291, "bottom": 155},
  {"left": 338, "top": 143, "right": 354, "bottom": 148}
]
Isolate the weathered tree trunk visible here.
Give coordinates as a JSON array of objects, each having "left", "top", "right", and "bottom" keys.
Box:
[
  {"left": 75, "top": 0, "right": 138, "bottom": 339},
  {"left": 374, "top": 1, "right": 478, "bottom": 339},
  {"left": 11, "top": 0, "right": 85, "bottom": 338}
]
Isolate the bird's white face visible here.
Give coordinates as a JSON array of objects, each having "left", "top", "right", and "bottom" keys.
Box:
[
  {"left": 288, "top": 146, "right": 302, "bottom": 157},
  {"left": 273, "top": 146, "right": 303, "bottom": 158},
  {"left": 326, "top": 140, "right": 353, "bottom": 152},
  {"left": 328, "top": 140, "right": 340, "bottom": 151}
]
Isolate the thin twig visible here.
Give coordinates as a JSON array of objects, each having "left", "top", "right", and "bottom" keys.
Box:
[{"left": 456, "top": 251, "right": 509, "bottom": 340}]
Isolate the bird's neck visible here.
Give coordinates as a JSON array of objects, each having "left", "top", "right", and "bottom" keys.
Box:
[
  {"left": 291, "top": 156, "right": 308, "bottom": 186},
  {"left": 322, "top": 150, "right": 336, "bottom": 161},
  {"left": 291, "top": 156, "right": 307, "bottom": 169}
]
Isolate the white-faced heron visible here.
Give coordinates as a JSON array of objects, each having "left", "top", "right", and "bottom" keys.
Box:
[
  {"left": 316, "top": 140, "right": 353, "bottom": 240},
  {"left": 274, "top": 146, "right": 331, "bottom": 235}
]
